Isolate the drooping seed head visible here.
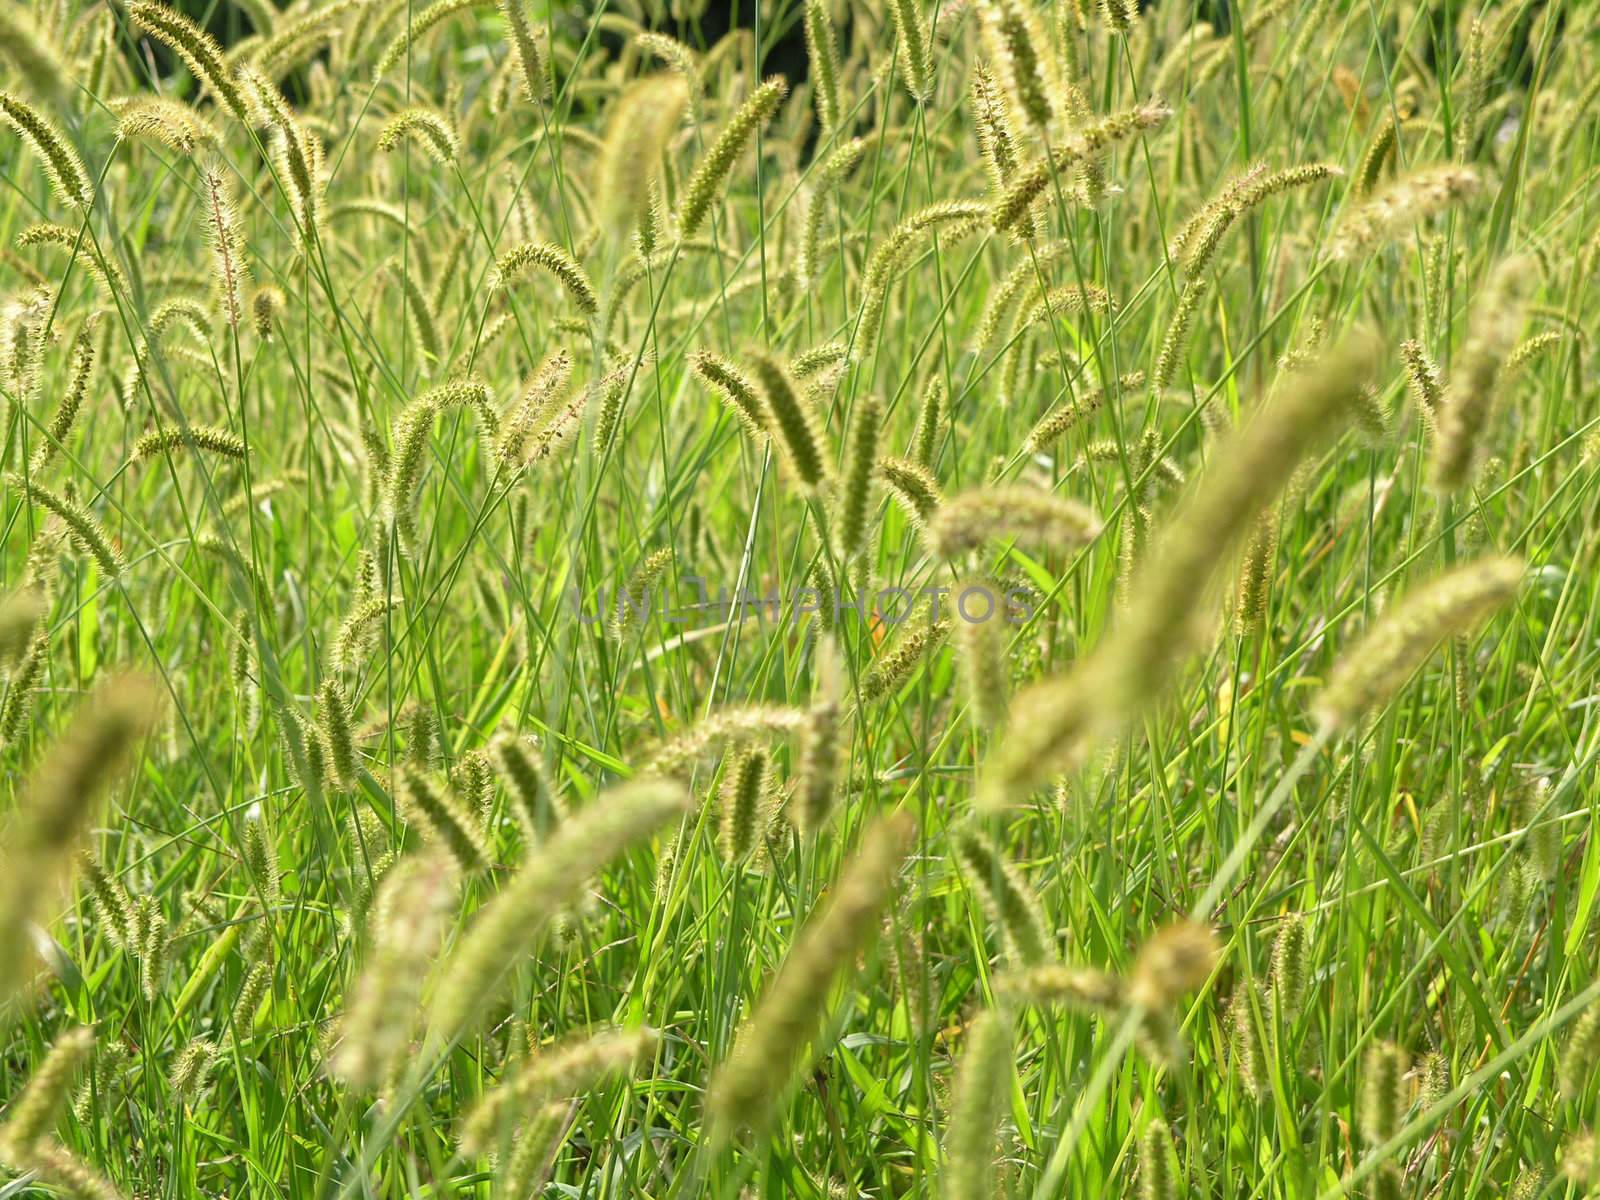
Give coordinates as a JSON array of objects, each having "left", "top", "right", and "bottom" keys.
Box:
[
  {"left": 1315, "top": 556, "right": 1523, "bottom": 732},
  {"left": 676, "top": 77, "right": 787, "bottom": 239},
  {"left": 927, "top": 485, "right": 1101, "bottom": 559},
  {"left": 706, "top": 811, "right": 914, "bottom": 1143},
  {"left": 1129, "top": 920, "right": 1220, "bottom": 1009},
  {"left": 953, "top": 826, "right": 1053, "bottom": 965}
]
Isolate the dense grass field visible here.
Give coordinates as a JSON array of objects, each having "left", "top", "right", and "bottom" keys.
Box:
[{"left": 4, "top": 0, "right": 1600, "bottom": 1196}]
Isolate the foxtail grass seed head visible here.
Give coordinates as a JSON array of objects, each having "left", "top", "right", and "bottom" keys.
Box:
[
  {"left": 25, "top": 325, "right": 93, "bottom": 470},
  {"left": 458, "top": 749, "right": 494, "bottom": 818},
  {"left": 460, "top": 1026, "right": 657, "bottom": 1153},
  {"left": 1315, "top": 556, "right": 1523, "bottom": 732},
  {"left": 676, "top": 77, "right": 786, "bottom": 239},
  {"left": 985, "top": 333, "right": 1379, "bottom": 804},
  {"left": 135, "top": 424, "right": 249, "bottom": 462},
  {"left": 751, "top": 352, "right": 828, "bottom": 488},
  {"left": 0, "top": 1026, "right": 96, "bottom": 1160},
  {"left": 1172, "top": 163, "right": 1341, "bottom": 276},
  {"left": 957, "top": 579, "right": 1011, "bottom": 730},
  {"left": 399, "top": 767, "right": 491, "bottom": 873},
  {"left": 953, "top": 827, "right": 1053, "bottom": 965},
  {"left": 0, "top": 9, "right": 69, "bottom": 104},
  {"left": 242, "top": 817, "right": 281, "bottom": 906},
  {"left": 498, "top": 0, "right": 549, "bottom": 102},
  {"left": 803, "top": 0, "right": 842, "bottom": 133},
  {"left": 857, "top": 201, "right": 988, "bottom": 351},
  {"left": 941, "top": 1008, "right": 1012, "bottom": 1200},
  {"left": 1137, "top": 1117, "right": 1181, "bottom": 1200},
  {"left": 8, "top": 475, "right": 125, "bottom": 579},
  {"left": 1268, "top": 914, "right": 1309, "bottom": 1019},
  {"left": 430, "top": 777, "right": 689, "bottom": 1041},
  {"left": 491, "top": 732, "right": 560, "bottom": 838},
  {"left": 1503, "top": 331, "right": 1562, "bottom": 379},
  {"left": 1099, "top": 0, "right": 1137, "bottom": 34},
  {"left": 719, "top": 749, "right": 768, "bottom": 864},
  {"left": 861, "top": 616, "right": 950, "bottom": 702},
  {"left": 1563, "top": 1134, "right": 1600, "bottom": 1191},
  {"left": 251, "top": 285, "right": 285, "bottom": 339},
  {"left": 994, "top": 103, "right": 1172, "bottom": 233},
  {"left": 136, "top": 898, "right": 170, "bottom": 1002},
  {"left": 199, "top": 166, "right": 249, "bottom": 331},
  {"left": 912, "top": 376, "right": 945, "bottom": 467},
  {"left": 130, "top": 2, "right": 253, "bottom": 121},
  {"left": 0, "top": 585, "right": 45, "bottom": 671},
  {"left": 836, "top": 395, "right": 881, "bottom": 560},
  {"left": 493, "top": 241, "right": 597, "bottom": 315},
  {"left": 1430, "top": 256, "right": 1532, "bottom": 492},
  {"left": 879, "top": 456, "right": 943, "bottom": 528},
  {"left": 590, "top": 367, "right": 631, "bottom": 456},
  {"left": 317, "top": 679, "right": 358, "bottom": 789},
  {"left": 1130, "top": 920, "right": 1220, "bottom": 1009},
  {"left": 977, "top": 0, "right": 1060, "bottom": 132},
  {"left": 497, "top": 350, "right": 574, "bottom": 467},
  {"left": 1355, "top": 117, "right": 1399, "bottom": 198},
  {"left": 636, "top": 179, "right": 665, "bottom": 257},
  {"left": 707, "top": 810, "right": 914, "bottom": 1143},
  {"left": 493, "top": 1100, "right": 569, "bottom": 1194},
  {"left": 887, "top": 0, "right": 934, "bottom": 103},
  {"left": 1328, "top": 165, "right": 1479, "bottom": 260},
  {"left": 643, "top": 705, "right": 808, "bottom": 778},
  {"left": 1233, "top": 509, "right": 1279, "bottom": 634},
  {"left": 78, "top": 851, "right": 135, "bottom": 949},
  {"left": 690, "top": 349, "right": 766, "bottom": 436},
  {"left": 1400, "top": 338, "right": 1443, "bottom": 431},
  {"left": 1561, "top": 1003, "right": 1600, "bottom": 1099},
  {"left": 1027, "top": 372, "right": 1145, "bottom": 450},
  {"left": 1519, "top": 775, "right": 1561, "bottom": 883},
  {"left": 0, "top": 91, "right": 93, "bottom": 209},
  {"left": 1, "top": 676, "right": 160, "bottom": 997},
  {"left": 795, "top": 645, "right": 844, "bottom": 833},
  {"left": 1152, "top": 277, "right": 1209, "bottom": 389},
  {"left": 792, "top": 341, "right": 850, "bottom": 380},
  {"left": 1358, "top": 1042, "right": 1410, "bottom": 1145},
  {"left": 928, "top": 485, "right": 1101, "bottom": 559},
  {"left": 329, "top": 851, "right": 458, "bottom": 1091},
  {"left": 1227, "top": 989, "right": 1264, "bottom": 1096},
  {"left": 169, "top": 1037, "right": 218, "bottom": 1099},
  {"left": 0, "top": 632, "right": 48, "bottom": 746},
  {"left": 998, "top": 964, "right": 1124, "bottom": 1013},
  {"left": 372, "top": 0, "right": 487, "bottom": 80},
  {"left": 376, "top": 107, "right": 460, "bottom": 163}
]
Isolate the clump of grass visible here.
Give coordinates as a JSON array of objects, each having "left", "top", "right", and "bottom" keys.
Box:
[{"left": 5, "top": 6, "right": 1600, "bottom": 1196}]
